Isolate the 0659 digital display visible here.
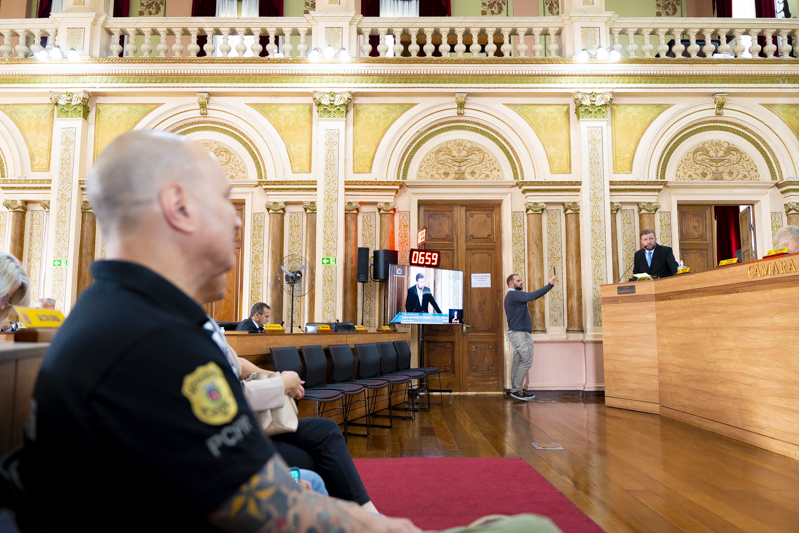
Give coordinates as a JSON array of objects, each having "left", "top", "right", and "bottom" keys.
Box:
[{"left": 409, "top": 248, "right": 440, "bottom": 268}]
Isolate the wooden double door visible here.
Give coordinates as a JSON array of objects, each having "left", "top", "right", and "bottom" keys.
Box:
[{"left": 419, "top": 202, "right": 504, "bottom": 392}]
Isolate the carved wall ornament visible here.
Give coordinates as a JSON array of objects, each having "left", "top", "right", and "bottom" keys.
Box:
[
  {"left": 455, "top": 93, "right": 467, "bottom": 116},
  {"left": 377, "top": 202, "right": 396, "bottom": 214},
  {"left": 563, "top": 202, "right": 580, "bottom": 213},
  {"left": 525, "top": 202, "right": 547, "bottom": 214},
  {"left": 266, "top": 201, "right": 286, "bottom": 214},
  {"left": 675, "top": 140, "right": 760, "bottom": 182},
  {"left": 345, "top": 201, "right": 360, "bottom": 213},
  {"left": 50, "top": 91, "right": 90, "bottom": 120},
  {"left": 573, "top": 92, "right": 613, "bottom": 120},
  {"left": 3, "top": 200, "right": 27, "bottom": 212},
  {"left": 313, "top": 91, "right": 352, "bottom": 119},
  {"left": 197, "top": 139, "right": 248, "bottom": 180},
  {"left": 303, "top": 201, "right": 317, "bottom": 213},
  {"left": 138, "top": 0, "right": 165, "bottom": 16},
  {"left": 417, "top": 139, "right": 503, "bottom": 181},
  {"left": 610, "top": 202, "right": 622, "bottom": 214},
  {"left": 40, "top": 200, "right": 50, "bottom": 211},
  {"left": 786, "top": 202, "right": 799, "bottom": 215},
  {"left": 656, "top": 0, "right": 680, "bottom": 17},
  {"left": 481, "top": 0, "right": 507, "bottom": 16},
  {"left": 197, "top": 92, "right": 210, "bottom": 116},
  {"left": 80, "top": 201, "right": 92, "bottom": 212},
  {"left": 544, "top": 0, "right": 560, "bottom": 15},
  {"left": 638, "top": 202, "right": 661, "bottom": 214},
  {"left": 714, "top": 94, "right": 727, "bottom": 116},
  {"left": 304, "top": 0, "right": 316, "bottom": 14}
]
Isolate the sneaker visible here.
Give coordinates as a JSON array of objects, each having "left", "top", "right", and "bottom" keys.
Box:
[{"left": 510, "top": 391, "right": 535, "bottom": 401}]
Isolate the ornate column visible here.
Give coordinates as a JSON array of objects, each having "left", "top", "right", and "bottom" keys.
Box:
[
  {"left": 303, "top": 202, "right": 317, "bottom": 325},
  {"left": 377, "top": 202, "right": 396, "bottom": 327},
  {"left": 266, "top": 201, "right": 286, "bottom": 326},
  {"left": 525, "top": 202, "right": 547, "bottom": 332},
  {"left": 44, "top": 90, "right": 91, "bottom": 312},
  {"left": 76, "top": 201, "right": 96, "bottom": 297},
  {"left": 313, "top": 91, "right": 351, "bottom": 323},
  {"left": 638, "top": 202, "right": 660, "bottom": 234},
  {"left": 786, "top": 202, "right": 799, "bottom": 227},
  {"left": 574, "top": 91, "right": 613, "bottom": 332},
  {"left": 564, "top": 202, "right": 584, "bottom": 333},
  {"left": 3, "top": 200, "right": 27, "bottom": 262},
  {"left": 610, "top": 203, "right": 621, "bottom": 283},
  {"left": 343, "top": 202, "right": 359, "bottom": 323}
]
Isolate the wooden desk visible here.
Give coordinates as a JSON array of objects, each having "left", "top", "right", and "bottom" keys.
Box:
[
  {"left": 0, "top": 342, "right": 49, "bottom": 456},
  {"left": 602, "top": 253, "right": 799, "bottom": 459}
]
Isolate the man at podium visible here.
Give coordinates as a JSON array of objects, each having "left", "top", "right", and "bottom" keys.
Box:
[
  {"left": 405, "top": 273, "right": 442, "bottom": 313},
  {"left": 633, "top": 229, "right": 678, "bottom": 279}
]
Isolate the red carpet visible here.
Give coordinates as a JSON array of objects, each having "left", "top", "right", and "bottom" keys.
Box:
[{"left": 354, "top": 457, "right": 603, "bottom": 532}]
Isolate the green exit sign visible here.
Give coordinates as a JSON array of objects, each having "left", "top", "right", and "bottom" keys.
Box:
[
  {"left": 321, "top": 257, "right": 337, "bottom": 265},
  {"left": 53, "top": 259, "right": 68, "bottom": 267}
]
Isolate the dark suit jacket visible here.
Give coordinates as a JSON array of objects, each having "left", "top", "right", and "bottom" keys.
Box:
[
  {"left": 405, "top": 287, "right": 442, "bottom": 313},
  {"left": 633, "top": 245, "right": 679, "bottom": 279},
  {"left": 234, "top": 317, "right": 263, "bottom": 333}
]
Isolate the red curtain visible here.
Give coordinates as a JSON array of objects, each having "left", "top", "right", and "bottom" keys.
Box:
[
  {"left": 755, "top": 0, "right": 778, "bottom": 56},
  {"left": 361, "top": 0, "right": 380, "bottom": 57},
  {"left": 37, "top": 0, "right": 52, "bottom": 18},
  {"left": 715, "top": 206, "right": 742, "bottom": 262},
  {"left": 419, "top": 0, "right": 450, "bottom": 16},
  {"left": 713, "top": 0, "right": 733, "bottom": 17}
]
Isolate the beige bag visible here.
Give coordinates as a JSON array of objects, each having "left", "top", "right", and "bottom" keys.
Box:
[{"left": 249, "top": 373, "right": 299, "bottom": 436}]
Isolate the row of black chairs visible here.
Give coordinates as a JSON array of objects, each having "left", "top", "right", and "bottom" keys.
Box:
[{"left": 270, "top": 341, "right": 442, "bottom": 439}]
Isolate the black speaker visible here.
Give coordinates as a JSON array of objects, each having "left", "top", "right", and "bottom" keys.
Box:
[
  {"left": 373, "top": 249, "right": 398, "bottom": 281},
  {"left": 357, "top": 247, "right": 370, "bottom": 283}
]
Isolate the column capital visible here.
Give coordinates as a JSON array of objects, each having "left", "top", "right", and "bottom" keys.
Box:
[
  {"left": 637, "top": 202, "right": 661, "bottom": 214},
  {"left": 3, "top": 199, "right": 27, "bottom": 212},
  {"left": 266, "top": 201, "right": 286, "bottom": 214},
  {"left": 785, "top": 202, "right": 799, "bottom": 215},
  {"left": 303, "top": 201, "right": 317, "bottom": 213},
  {"left": 40, "top": 200, "right": 50, "bottom": 211},
  {"left": 610, "top": 202, "right": 622, "bottom": 214},
  {"left": 344, "top": 201, "right": 360, "bottom": 213},
  {"left": 81, "top": 200, "right": 92, "bottom": 212},
  {"left": 377, "top": 202, "right": 396, "bottom": 214},
  {"left": 563, "top": 202, "right": 580, "bottom": 214},
  {"left": 50, "top": 91, "right": 91, "bottom": 120},
  {"left": 525, "top": 202, "right": 547, "bottom": 214},
  {"left": 312, "top": 91, "right": 352, "bottom": 119},
  {"left": 573, "top": 91, "right": 612, "bottom": 121}
]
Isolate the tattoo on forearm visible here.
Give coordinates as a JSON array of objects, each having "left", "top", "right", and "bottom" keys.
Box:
[{"left": 208, "top": 456, "right": 363, "bottom": 533}]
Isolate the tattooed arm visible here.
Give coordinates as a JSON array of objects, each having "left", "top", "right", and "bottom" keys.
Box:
[{"left": 208, "top": 456, "right": 422, "bottom": 533}]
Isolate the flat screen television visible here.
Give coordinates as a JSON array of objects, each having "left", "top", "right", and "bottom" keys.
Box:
[{"left": 387, "top": 264, "right": 464, "bottom": 325}]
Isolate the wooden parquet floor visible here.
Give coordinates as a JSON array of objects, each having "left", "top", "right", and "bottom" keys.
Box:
[{"left": 345, "top": 395, "right": 799, "bottom": 533}]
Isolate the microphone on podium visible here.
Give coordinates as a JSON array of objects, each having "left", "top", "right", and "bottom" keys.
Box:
[{"left": 620, "top": 262, "right": 635, "bottom": 282}]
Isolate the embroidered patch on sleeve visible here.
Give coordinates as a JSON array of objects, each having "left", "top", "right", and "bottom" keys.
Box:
[{"left": 182, "top": 361, "right": 238, "bottom": 425}]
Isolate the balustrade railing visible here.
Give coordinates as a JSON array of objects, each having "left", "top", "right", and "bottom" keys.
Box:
[{"left": 0, "top": 19, "right": 59, "bottom": 59}]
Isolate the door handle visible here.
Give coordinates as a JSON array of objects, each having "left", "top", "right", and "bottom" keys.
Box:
[{"left": 461, "top": 324, "right": 471, "bottom": 335}]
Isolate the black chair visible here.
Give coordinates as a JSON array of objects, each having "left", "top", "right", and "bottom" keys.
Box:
[
  {"left": 271, "top": 346, "right": 344, "bottom": 418},
  {"left": 329, "top": 344, "right": 389, "bottom": 436},
  {"left": 300, "top": 345, "right": 365, "bottom": 439},
  {"left": 376, "top": 342, "right": 425, "bottom": 415},
  {"left": 217, "top": 321, "right": 241, "bottom": 331},
  {"left": 0, "top": 447, "right": 41, "bottom": 533},
  {"left": 355, "top": 343, "right": 412, "bottom": 428},
  {"left": 394, "top": 340, "right": 445, "bottom": 410}
]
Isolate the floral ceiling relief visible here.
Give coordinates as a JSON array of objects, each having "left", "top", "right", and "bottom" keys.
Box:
[
  {"left": 481, "top": 0, "right": 507, "bottom": 16},
  {"left": 417, "top": 140, "right": 503, "bottom": 181},
  {"left": 675, "top": 141, "right": 760, "bottom": 182},
  {"left": 656, "top": 0, "right": 679, "bottom": 17},
  {"left": 198, "top": 140, "right": 248, "bottom": 180}
]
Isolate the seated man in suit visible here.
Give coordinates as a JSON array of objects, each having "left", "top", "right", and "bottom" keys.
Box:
[
  {"left": 405, "top": 273, "right": 442, "bottom": 313},
  {"left": 633, "top": 229, "right": 679, "bottom": 279},
  {"left": 776, "top": 225, "right": 799, "bottom": 254},
  {"left": 236, "top": 301, "right": 269, "bottom": 333}
]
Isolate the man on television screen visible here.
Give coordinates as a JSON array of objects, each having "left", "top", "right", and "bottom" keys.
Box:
[{"left": 405, "top": 273, "right": 442, "bottom": 313}]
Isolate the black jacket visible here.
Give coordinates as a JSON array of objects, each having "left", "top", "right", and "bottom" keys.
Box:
[
  {"left": 235, "top": 317, "right": 263, "bottom": 333},
  {"left": 405, "top": 287, "right": 442, "bottom": 313},
  {"left": 633, "top": 245, "right": 679, "bottom": 279}
]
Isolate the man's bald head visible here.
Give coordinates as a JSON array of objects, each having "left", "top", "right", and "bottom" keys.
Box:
[{"left": 87, "top": 130, "right": 213, "bottom": 237}]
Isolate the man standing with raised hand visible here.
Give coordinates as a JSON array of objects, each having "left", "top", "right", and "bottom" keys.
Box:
[{"left": 504, "top": 272, "right": 557, "bottom": 402}]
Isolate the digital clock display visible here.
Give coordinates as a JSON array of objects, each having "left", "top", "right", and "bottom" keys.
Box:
[{"left": 409, "top": 249, "right": 441, "bottom": 268}]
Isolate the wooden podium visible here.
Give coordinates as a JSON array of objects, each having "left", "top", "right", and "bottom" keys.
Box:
[{"left": 602, "top": 253, "right": 799, "bottom": 459}]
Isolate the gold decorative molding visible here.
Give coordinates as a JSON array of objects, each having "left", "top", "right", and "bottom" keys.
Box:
[
  {"left": 40, "top": 200, "right": 50, "bottom": 211},
  {"left": 563, "top": 202, "right": 580, "bottom": 213},
  {"left": 587, "top": 126, "right": 606, "bottom": 327},
  {"left": 266, "top": 201, "right": 286, "bottom": 214},
  {"left": 658, "top": 211, "right": 672, "bottom": 247},
  {"left": 0, "top": 104, "right": 54, "bottom": 172},
  {"left": 0, "top": 211, "right": 6, "bottom": 256},
  {"left": 262, "top": 180, "right": 317, "bottom": 194},
  {"left": 287, "top": 211, "right": 303, "bottom": 329},
  {"left": 361, "top": 211, "right": 376, "bottom": 328},
  {"left": 398, "top": 211, "right": 410, "bottom": 265},
  {"left": 455, "top": 93, "right": 467, "bottom": 116},
  {"left": 344, "top": 201, "right": 360, "bottom": 213},
  {"left": 50, "top": 91, "right": 90, "bottom": 120},
  {"left": 608, "top": 180, "right": 667, "bottom": 194},
  {"left": 621, "top": 209, "right": 636, "bottom": 281},
  {"left": 638, "top": 202, "right": 661, "bottom": 214},
  {"left": 248, "top": 104, "right": 313, "bottom": 174},
  {"left": 377, "top": 202, "right": 396, "bottom": 214},
  {"left": 172, "top": 120, "right": 265, "bottom": 181},
  {"left": 610, "top": 202, "right": 621, "bottom": 214},
  {"left": 785, "top": 202, "right": 799, "bottom": 215},
  {"left": 198, "top": 139, "right": 248, "bottom": 180},
  {"left": 544, "top": 0, "right": 559, "bottom": 15},
  {"left": 321, "top": 129, "right": 340, "bottom": 322},
  {"left": 344, "top": 180, "right": 403, "bottom": 194},
  {"left": 574, "top": 92, "right": 612, "bottom": 121},
  {"left": 713, "top": 93, "right": 727, "bottom": 116},
  {"left": 250, "top": 212, "right": 265, "bottom": 310},
  {"left": 93, "top": 103, "right": 161, "bottom": 161},
  {"left": 303, "top": 201, "right": 317, "bottom": 213},
  {"left": 525, "top": 202, "right": 547, "bottom": 214},
  {"left": 417, "top": 140, "right": 503, "bottom": 181},
  {"left": 26, "top": 210, "right": 45, "bottom": 304},
  {"left": 313, "top": 91, "right": 352, "bottom": 119},
  {"left": 353, "top": 104, "right": 415, "bottom": 174},
  {"left": 675, "top": 140, "right": 760, "bottom": 181},
  {"left": 511, "top": 211, "right": 525, "bottom": 282},
  {"left": 518, "top": 181, "right": 581, "bottom": 195},
  {"left": 611, "top": 104, "right": 671, "bottom": 174},
  {"left": 771, "top": 212, "right": 784, "bottom": 248},
  {"left": 545, "top": 208, "right": 564, "bottom": 328},
  {"left": 197, "top": 92, "right": 209, "bottom": 116},
  {"left": 52, "top": 127, "right": 77, "bottom": 310},
  {"left": 506, "top": 104, "right": 571, "bottom": 174},
  {"left": 2, "top": 200, "right": 27, "bottom": 212}
]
